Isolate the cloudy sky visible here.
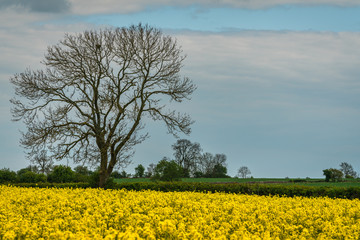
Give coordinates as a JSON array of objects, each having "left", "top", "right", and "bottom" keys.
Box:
[{"left": 1, "top": 0, "right": 360, "bottom": 178}]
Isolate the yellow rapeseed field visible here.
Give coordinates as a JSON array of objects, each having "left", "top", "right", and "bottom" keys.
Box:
[{"left": 0, "top": 185, "right": 359, "bottom": 239}]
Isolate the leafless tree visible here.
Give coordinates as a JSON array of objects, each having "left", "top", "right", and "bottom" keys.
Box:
[
  {"left": 197, "top": 152, "right": 214, "bottom": 175},
  {"left": 146, "top": 163, "right": 156, "bottom": 177},
  {"left": 10, "top": 24, "right": 196, "bottom": 187},
  {"left": 339, "top": 162, "right": 357, "bottom": 178},
  {"left": 172, "top": 139, "right": 201, "bottom": 176},
  {"left": 237, "top": 166, "right": 251, "bottom": 178},
  {"left": 30, "top": 150, "right": 54, "bottom": 175}
]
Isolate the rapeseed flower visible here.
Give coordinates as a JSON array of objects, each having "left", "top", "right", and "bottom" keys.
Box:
[{"left": 0, "top": 185, "right": 359, "bottom": 239}]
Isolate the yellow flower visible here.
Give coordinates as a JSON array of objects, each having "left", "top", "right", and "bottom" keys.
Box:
[{"left": 0, "top": 186, "right": 359, "bottom": 239}]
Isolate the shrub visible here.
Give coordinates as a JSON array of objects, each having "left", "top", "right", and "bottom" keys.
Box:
[
  {"left": 19, "top": 172, "right": 47, "bottom": 183},
  {"left": 111, "top": 170, "right": 128, "bottom": 178},
  {"left": 48, "top": 165, "right": 74, "bottom": 183},
  {"left": 73, "top": 173, "right": 90, "bottom": 183},
  {"left": 323, "top": 168, "right": 343, "bottom": 182},
  {"left": 19, "top": 171, "right": 37, "bottom": 183},
  {"left": 152, "top": 159, "right": 183, "bottom": 182},
  {"left": 88, "top": 170, "right": 116, "bottom": 189},
  {"left": 35, "top": 173, "right": 47, "bottom": 183},
  {"left": 0, "top": 168, "right": 17, "bottom": 183}
]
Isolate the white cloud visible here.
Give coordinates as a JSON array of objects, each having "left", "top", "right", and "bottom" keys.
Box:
[
  {"left": 171, "top": 30, "right": 360, "bottom": 127},
  {"left": 67, "top": 0, "right": 360, "bottom": 15}
]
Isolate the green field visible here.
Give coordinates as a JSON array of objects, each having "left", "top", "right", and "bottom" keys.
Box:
[{"left": 114, "top": 177, "right": 360, "bottom": 188}]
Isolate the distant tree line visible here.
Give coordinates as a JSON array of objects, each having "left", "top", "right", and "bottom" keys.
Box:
[
  {"left": 132, "top": 139, "right": 231, "bottom": 181},
  {"left": 1, "top": 138, "right": 253, "bottom": 184}
]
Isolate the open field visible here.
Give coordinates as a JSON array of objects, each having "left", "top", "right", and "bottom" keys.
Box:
[{"left": 1, "top": 185, "right": 360, "bottom": 239}]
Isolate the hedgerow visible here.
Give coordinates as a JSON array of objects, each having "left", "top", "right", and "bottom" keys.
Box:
[{"left": 4, "top": 181, "right": 360, "bottom": 199}]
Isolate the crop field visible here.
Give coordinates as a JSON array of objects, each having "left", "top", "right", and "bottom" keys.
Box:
[{"left": 1, "top": 186, "right": 360, "bottom": 239}]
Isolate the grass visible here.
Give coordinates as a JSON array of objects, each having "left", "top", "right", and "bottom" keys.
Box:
[{"left": 114, "top": 177, "right": 360, "bottom": 188}]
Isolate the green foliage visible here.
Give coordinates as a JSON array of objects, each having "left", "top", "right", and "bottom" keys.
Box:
[
  {"left": 111, "top": 170, "right": 128, "bottom": 178},
  {"left": 193, "top": 171, "right": 204, "bottom": 178},
  {"left": 152, "top": 159, "right": 183, "bottom": 182},
  {"left": 47, "top": 165, "right": 74, "bottom": 183},
  {"left": 73, "top": 165, "right": 92, "bottom": 175},
  {"left": 19, "top": 171, "right": 37, "bottom": 183},
  {"left": 8, "top": 182, "right": 90, "bottom": 188},
  {"left": 134, "top": 164, "right": 145, "bottom": 178},
  {"left": 73, "top": 173, "right": 90, "bottom": 183},
  {"left": 0, "top": 168, "right": 17, "bottom": 183},
  {"left": 35, "top": 173, "right": 47, "bottom": 183},
  {"left": 112, "top": 182, "right": 360, "bottom": 199},
  {"left": 88, "top": 170, "right": 116, "bottom": 189},
  {"left": 72, "top": 165, "right": 92, "bottom": 183},
  {"left": 207, "top": 163, "right": 228, "bottom": 178},
  {"left": 17, "top": 166, "right": 47, "bottom": 183},
  {"left": 323, "top": 168, "right": 343, "bottom": 182}
]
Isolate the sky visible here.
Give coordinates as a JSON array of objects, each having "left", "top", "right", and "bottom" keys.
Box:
[{"left": 1, "top": 0, "right": 360, "bottom": 178}]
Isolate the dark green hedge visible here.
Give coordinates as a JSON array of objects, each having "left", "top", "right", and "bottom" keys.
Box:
[
  {"left": 113, "top": 182, "right": 360, "bottom": 199},
  {"left": 4, "top": 182, "right": 360, "bottom": 199},
  {"left": 7, "top": 182, "right": 91, "bottom": 188}
]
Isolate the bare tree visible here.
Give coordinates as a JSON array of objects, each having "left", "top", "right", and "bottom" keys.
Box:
[
  {"left": 146, "top": 163, "right": 156, "bottom": 177},
  {"left": 213, "top": 154, "right": 227, "bottom": 166},
  {"left": 237, "top": 166, "right": 251, "bottom": 178},
  {"left": 10, "top": 24, "right": 196, "bottom": 187},
  {"left": 339, "top": 162, "right": 357, "bottom": 178},
  {"left": 197, "top": 152, "right": 214, "bottom": 175},
  {"left": 30, "top": 150, "right": 54, "bottom": 175},
  {"left": 172, "top": 139, "right": 201, "bottom": 177}
]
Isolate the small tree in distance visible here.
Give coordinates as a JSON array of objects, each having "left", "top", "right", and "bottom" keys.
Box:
[
  {"left": 152, "top": 157, "right": 183, "bottom": 181},
  {"left": 339, "top": 162, "right": 357, "bottom": 178},
  {"left": 134, "top": 164, "right": 145, "bottom": 178},
  {"left": 31, "top": 150, "right": 54, "bottom": 175},
  {"left": 172, "top": 139, "right": 201, "bottom": 177},
  {"left": 323, "top": 168, "right": 343, "bottom": 182},
  {"left": 237, "top": 166, "right": 251, "bottom": 178}
]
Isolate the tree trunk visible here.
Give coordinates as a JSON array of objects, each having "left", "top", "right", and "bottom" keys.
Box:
[
  {"left": 98, "top": 170, "right": 108, "bottom": 188},
  {"left": 98, "top": 146, "right": 109, "bottom": 188}
]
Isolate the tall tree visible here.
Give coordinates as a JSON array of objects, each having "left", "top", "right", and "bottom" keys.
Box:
[
  {"left": 10, "top": 24, "right": 196, "bottom": 187},
  {"left": 172, "top": 139, "right": 201, "bottom": 177},
  {"left": 339, "top": 162, "right": 357, "bottom": 178}
]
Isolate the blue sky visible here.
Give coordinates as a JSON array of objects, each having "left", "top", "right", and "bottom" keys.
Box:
[
  {"left": 84, "top": 5, "right": 360, "bottom": 32},
  {"left": 1, "top": 0, "right": 360, "bottom": 177}
]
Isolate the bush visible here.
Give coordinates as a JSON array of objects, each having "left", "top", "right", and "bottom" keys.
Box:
[
  {"left": 88, "top": 170, "right": 116, "bottom": 189},
  {"left": 10, "top": 182, "right": 90, "bottom": 188},
  {"left": 19, "top": 171, "right": 37, "bottom": 183},
  {"left": 152, "top": 159, "right": 183, "bottom": 182},
  {"left": 48, "top": 165, "right": 74, "bottom": 183},
  {"left": 112, "top": 182, "right": 360, "bottom": 199},
  {"left": 323, "top": 168, "right": 343, "bottom": 182},
  {"left": 74, "top": 165, "right": 92, "bottom": 176},
  {"left": 193, "top": 171, "right": 204, "bottom": 178},
  {"left": 111, "top": 170, "right": 128, "bottom": 178},
  {"left": 73, "top": 173, "right": 90, "bottom": 183},
  {"left": 0, "top": 168, "right": 17, "bottom": 183},
  {"left": 19, "top": 172, "right": 47, "bottom": 183},
  {"left": 345, "top": 174, "right": 355, "bottom": 179},
  {"left": 35, "top": 173, "right": 47, "bottom": 183}
]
